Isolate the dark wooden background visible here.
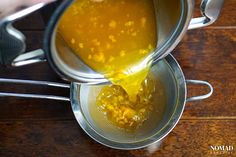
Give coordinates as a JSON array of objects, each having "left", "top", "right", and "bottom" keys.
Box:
[{"left": 0, "top": 0, "right": 235, "bottom": 156}]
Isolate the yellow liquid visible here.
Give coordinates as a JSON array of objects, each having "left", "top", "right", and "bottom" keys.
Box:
[
  {"left": 96, "top": 75, "right": 156, "bottom": 130},
  {"left": 58, "top": 0, "right": 157, "bottom": 130},
  {"left": 89, "top": 75, "right": 166, "bottom": 136}
]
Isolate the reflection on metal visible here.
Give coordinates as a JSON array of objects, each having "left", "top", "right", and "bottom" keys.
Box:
[
  {"left": 146, "top": 141, "right": 162, "bottom": 154},
  {"left": 189, "top": 0, "right": 224, "bottom": 29}
]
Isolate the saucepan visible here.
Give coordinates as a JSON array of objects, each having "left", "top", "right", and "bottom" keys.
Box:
[
  {"left": 0, "top": 54, "right": 213, "bottom": 149},
  {"left": 0, "top": 0, "right": 224, "bottom": 84}
]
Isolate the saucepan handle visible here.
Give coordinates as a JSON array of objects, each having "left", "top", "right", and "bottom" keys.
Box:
[
  {"left": 0, "top": 3, "right": 50, "bottom": 65},
  {"left": 188, "top": 0, "right": 224, "bottom": 29},
  {"left": 0, "top": 78, "right": 70, "bottom": 101},
  {"left": 186, "top": 79, "right": 213, "bottom": 102}
]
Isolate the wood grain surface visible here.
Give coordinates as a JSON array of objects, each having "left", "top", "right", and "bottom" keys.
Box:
[{"left": 0, "top": 0, "right": 235, "bottom": 157}]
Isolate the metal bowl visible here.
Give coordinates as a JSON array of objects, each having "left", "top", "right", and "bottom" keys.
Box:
[{"left": 70, "top": 54, "right": 213, "bottom": 149}]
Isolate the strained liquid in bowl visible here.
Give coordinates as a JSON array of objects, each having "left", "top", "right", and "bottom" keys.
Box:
[
  {"left": 87, "top": 74, "right": 166, "bottom": 142},
  {"left": 96, "top": 75, "right": 156, "bottom": 131}
]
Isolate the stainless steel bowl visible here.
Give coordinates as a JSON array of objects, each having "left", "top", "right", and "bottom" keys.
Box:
[
  {"left": 0, "top": 54, "right": 213, "bottom": 149},
  {"left": 70, "top": 54, "right": 213, "bottom": 149}
]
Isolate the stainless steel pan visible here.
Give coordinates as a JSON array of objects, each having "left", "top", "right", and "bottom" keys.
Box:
[{"left": 0, "top": 0, "right": 224, "bottom": 84}]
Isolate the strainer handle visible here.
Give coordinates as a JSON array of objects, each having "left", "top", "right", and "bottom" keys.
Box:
[
  {"left": 186, "top": 80, "right": 213, "bottom": 102},
  {"left": 0, "top": 78, "right": 70, "bottom": 101},
  {"left": 188, "top": 0, "right": 224, "bottom": 29}
]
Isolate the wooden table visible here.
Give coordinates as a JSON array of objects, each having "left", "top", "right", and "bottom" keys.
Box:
[{"left": 0, "top": 1, "right": 235, "bottom": 156}]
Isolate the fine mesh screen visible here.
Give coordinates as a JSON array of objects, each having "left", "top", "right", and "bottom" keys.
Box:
[{"left": 79, "top": 59, "right": 177, "bottom": 143}]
